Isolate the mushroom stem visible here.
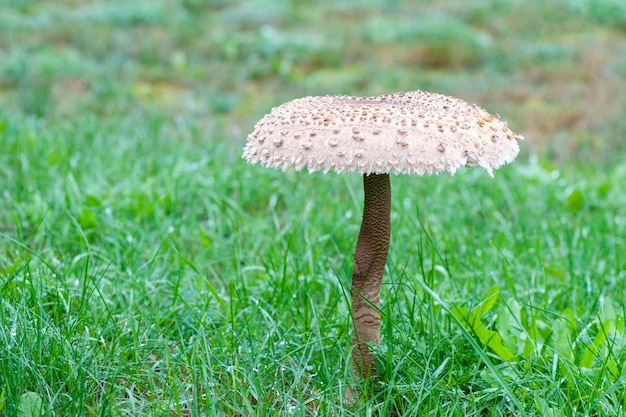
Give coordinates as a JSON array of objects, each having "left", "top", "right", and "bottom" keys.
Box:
[{"left": 351, "top": 173, "right": 391, "bottom": 377}]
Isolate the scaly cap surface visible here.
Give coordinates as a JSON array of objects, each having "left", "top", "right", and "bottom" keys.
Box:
[{"left": 243, "top": 90, "right": 523, "bottom": 177}]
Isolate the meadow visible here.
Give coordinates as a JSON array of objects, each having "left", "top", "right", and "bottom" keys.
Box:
[{"left": 1, "top": 0, "right": 625, "bottom": 415}]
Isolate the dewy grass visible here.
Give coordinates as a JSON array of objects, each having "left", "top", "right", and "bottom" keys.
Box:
[
  {"left": 1, "top": 0, "right": 626, "bottom": 415},
  {"left": 3, "top": 109, "right": 624, "bottom": 416}
]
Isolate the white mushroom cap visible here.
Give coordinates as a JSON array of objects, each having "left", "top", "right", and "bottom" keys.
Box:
[{"left": 243, "top": 90, "right": 523, "bottom": 177}]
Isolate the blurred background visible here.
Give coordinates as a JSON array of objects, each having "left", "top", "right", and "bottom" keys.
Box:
[{"left": 2, "top": 0, "right": 625, "bottom": 164}]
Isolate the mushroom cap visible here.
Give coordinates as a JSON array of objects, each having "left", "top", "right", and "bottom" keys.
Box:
[{"left": 243, "top": 90, "right": 523, "bottom": 177}]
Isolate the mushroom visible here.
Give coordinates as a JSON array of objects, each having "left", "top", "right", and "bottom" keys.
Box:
[{"left": 242, "top": 90, "right": 523, "bottom": 380}]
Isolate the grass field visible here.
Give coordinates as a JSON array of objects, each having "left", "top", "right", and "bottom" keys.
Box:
[{"left": 1, "top": 0, "right": 625, "bottom": 416}]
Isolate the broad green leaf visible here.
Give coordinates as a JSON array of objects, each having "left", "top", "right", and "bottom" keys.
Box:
[
  {"left": 452, "top": 307, "right": 517, "bottom": 362},
  {"left": 534, "top": 397, "right": 563, "bottom": 417},
  {"left": 479, "top": 286, "right": 500, "bottom": 318},
  {"left": 567, "top": 188, "right": 584, "bottom": 212},
  {"left": 84, "top": 194, "right": 102, "bottom": 206},
  {"left": 495, "top": 303, "right": 516, "bottom": 334},
  {"left": 522, "top": 337, "right": 535, "bottom": 361},
  {"left": 78, "top": 207, "right": 98, "bottom": 230},
  {"left": 18, "top": 392, "right": 43, "bottom": 417},
  {"left": 599, "top": 297, "right": 617, "bottom": 322},
  {"left": 0, "top": 388, "right": 5, "bottom": 412},
  {"left": 560, "top": 308, "right": 577, "bottom": 326},
  {"left": 452, "top": 307, "right": 470, "bottom": 322},
  {"left": 597, "top": 178, "right": 612, "bottom": 197},
  {"left": 496, "top": 301, "right": 521, "bottom": 353},
  {"left": 581, "top": 320, "right": 611, "bottom": 368},
  {"left": 607, "top": 359, "right": 620, "bottom": 382},
  {"left": 551, "top": 310, "right": 575, "bottom": 362}
]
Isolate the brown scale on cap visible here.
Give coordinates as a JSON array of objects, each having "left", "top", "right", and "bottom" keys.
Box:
[{"left": 242, "top": 90, "right": 523, "bottom": 390}]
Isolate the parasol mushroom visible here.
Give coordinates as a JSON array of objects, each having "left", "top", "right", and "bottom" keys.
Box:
[{"left": 242, "top": 90, "right": 523, "bottom": 379}]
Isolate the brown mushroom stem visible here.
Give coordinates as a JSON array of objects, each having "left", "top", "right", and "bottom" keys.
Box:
[{"left": 351, "top": 173, "right": 391, "bottom": 377}]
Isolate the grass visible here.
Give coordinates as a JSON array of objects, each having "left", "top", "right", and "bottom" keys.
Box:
[{"left": 1, "top": 0, "right": 625, "bottom": 415}]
